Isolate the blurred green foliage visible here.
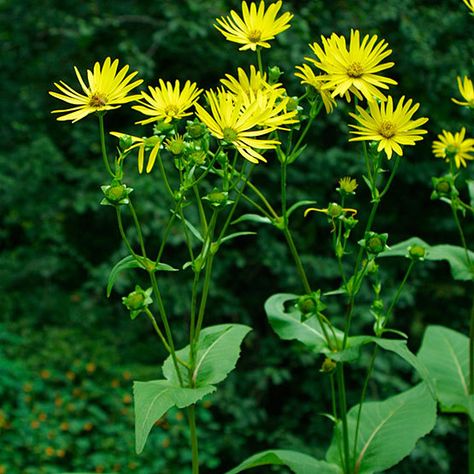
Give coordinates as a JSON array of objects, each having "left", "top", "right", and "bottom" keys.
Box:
[{"left": 1, "top": 0, "right": 473, "bottom": 472}]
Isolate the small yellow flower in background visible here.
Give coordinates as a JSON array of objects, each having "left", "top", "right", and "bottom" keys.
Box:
[
  {"left": 49, "top": 58, "right": 143, "bottom": 122},
  {"left": 338, "top": 177, "right": 358, "bottom": 194},
  {"left": 110, "top": 132, "right": 161, "bottom": 174},
  {"left": 133, "top": 80, "right": 202, "bottom": 125},
  {"left": 215, "top": 0, "right": 293, "bottom": 51},
  {"left": 463, "top": 0, "right": 474, "bottom": 13},
  {"left": 195, "top": 90, "right": 279, "bottom": 163},
  {"left": 452, "top": 76, "right": 474, "bottom": 108},
  {"left": 294, "top": 63, "right": 336, "bottom": 113},
  {"left": 432, "top": 128, "right": 474, "bottom": 168},
  {"left": 349, "top": 96, "right": 429, "bottom": 159},
  {"left": 307, "top": 30, "right": 397, "bottom": 103}
]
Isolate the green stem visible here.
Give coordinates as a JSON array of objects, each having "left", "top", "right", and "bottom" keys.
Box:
[
  {"left": 330, "top": 373, "right": 345, "bottom": 470},
  {"left": 246, "top": 178, "right": 279, "bottom": 219},
  {"left": 451, "top": 203, "right": 473, "bottom": 270},
  {"left": 128, "top": 201, "right": 147, "bottom": 258},
  {"left": 336, "top": 364, "right": 351, "bottom": 474},
  {"left": 189, "top": 269, "right": 201, "bottom": 365},
  {"left": 157, "top": 152, "right": 174, "bottom": 198},
  {"left": 256, "top": 47, "right": 263, "bottom": 75},
  {"left": 155, "top": 203, "right": 180, "bottom": 264},
  {"left": 98, "top": 113, "right": 114, "bottom": 178},
  {"left": 193, "top": 185, "right": 208, "bottom": 236},
  {"left": 188, "top": 405, "right": 199, "bottom": 474},
  {"left": 115, "top": 207, "right": 138, "bottom": 258},
  {"left": 283, "top": 227, "right": 311, "bottom": 294}
]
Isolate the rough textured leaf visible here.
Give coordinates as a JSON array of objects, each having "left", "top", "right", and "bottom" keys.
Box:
[
  {"left": 417, "top": 325, "right": 471, "bottom": 417},
  {"left": 327, "top": 384, "right": 436, "bottom": 473},
  {"left": 133, "top": 380, "right": 215, "bottom": 454},
  {"left": 162, "top": 324, "right": 252, "bottom": 387},
  {"left": 381, "top": 237, "right": 474, "bottom": 281},
  {"left": 226, "top": 449, "right": 342, "bottom": 474},
  {"left": 265, "top": 293, "right": 342, "bottom": 353}
]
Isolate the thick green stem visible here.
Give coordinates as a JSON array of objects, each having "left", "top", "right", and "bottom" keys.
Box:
[
  {"left": 188, "top": 405, "right": 200, "bottom": 474},
  {"left": 282, "top": 227, "right": 311, "bottom": 294},
  {"left": 256, "top": 47, "right": 264, "bottom": 75},
  {"left": 336, "top": 364, "right": 351, "bottom": 474},
  {"left": 128, "top": 201, "right": 147, "bottom": 258},
  {"left": 98, "top": 113, "right": 114, "bottom": 177}
]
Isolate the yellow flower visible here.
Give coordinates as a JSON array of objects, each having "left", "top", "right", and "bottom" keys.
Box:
[
  {"left": 110, "top": 132, "right": 161, "bottom": 173},
  {"left": 432, "top": 128, "right": 474, "bottom": 168},
  {"left": 463, "top": 0, "right": 474, "bottom": 13},
  {"left": 338, "top": 177, "right": 358, "bottom": 194},
  {"left": 220, "top": 65, "right": 283, "bottom": 100},
  {"left": 307, "top": 30, "right": 397, "bottom": 102},
  {"left": 133, "top": 80, "right": 202, "bottom": 125},
  {"left": 195, "top": 89, "right": 279, "bottom": 163},
  {"left": 215, "top": 0, "right": 293, "bottom": 51},
  {"left": 294, "top": 63, "right": 336, "bottom": 113},
  {"left": 452, "top": 76, "right": 474, "bottom": 108},
  {"left": 49, "top": 58, "right": 143, "bottom": 122},
  {"left": 349, "top": 96, "right": 429, "bottom": 159}
]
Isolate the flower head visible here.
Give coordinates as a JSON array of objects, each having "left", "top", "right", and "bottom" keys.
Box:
[
  {"left": 349, "top": 96, "right": 429, "bottom": 159},
  {"left": 133, "top": 80, "right": 202, "bottom": 125},
  {"left": 452, "top": 76, "right": 474, "bottom": 108},
  {"left": 432, "top": 128, "right": 474, "bottom": 168},
  {"left": 215, "top": 0, "right": 293, "bottom": 51},
  {"left": 49, "top": 58, "right": 143, "bottom": 122},
  {"left": 110, "top": 132, "right": 161, "bottom": 173},
  {"left": 338, "top": 177, "right": 358, "bottom": 194},
  {"left": 295, "top": 63, "right": 336, "bottom": 113},
  {"left": 307, "top": 30, "right": 397, "bottom": 102},
  {"left": 463, "top": 0, "right": 474, "bottom": 13},
  {"left": 195, "top": 89, "right": 279, "bottom": 163}
]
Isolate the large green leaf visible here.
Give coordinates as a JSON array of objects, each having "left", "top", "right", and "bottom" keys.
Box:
[
  {"left": 332, "top": 336, "right": 435, "bottom": 395},
  {"left": 133, "top": 380, "right": 215, "bottom": 454},
  {"left": 417, "top": 325, "right": 471, "bottom": 418},
  {"left": 326, "top": 383, "right": 436, "bottom": 473},
  {"left": 265, "top": 293, "right": 342, "bottom": 353},
  {"left": 380, "top": 237, "right": 474, "bottom": 281},
  {"left": 162, "top": 324, "right": 252, "bottom": 387},
  {"left": 467, "top": 179, "right": 474, "bottom": 208},
  {"left": 226, "top": 449, "right": 342, "bottom": 474}
]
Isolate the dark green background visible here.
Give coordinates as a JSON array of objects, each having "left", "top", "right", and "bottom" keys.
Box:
[{"left": 1, "top": 0, "right": 473, "bottom": 472}]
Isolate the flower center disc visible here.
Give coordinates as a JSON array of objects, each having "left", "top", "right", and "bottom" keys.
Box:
[
  {"left": 89, "top": 93, "right": 107, "bottom": 108},
  {"left": 379, "top": 121, "right": 396, "bottom": 138},
  {"left": 346, "top": 62, "right": 364, "bottom": 78},
  {"left": 165, "top": 105, "right": 180, "bottom": 117},
  {"left": 223, "top": 127, "right": 238, "bottom": 142},
  {"left": 248, "top": 29, "right": 262, "bottom": 43}
]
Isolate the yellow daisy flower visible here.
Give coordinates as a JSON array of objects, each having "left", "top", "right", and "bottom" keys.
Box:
[
  {"left": 349, "top": 96, "right": 429, "bottom": 159},
  {"left": 220, "top": 65, "right": 283, "bottom": 99},
  {"left": 195, "top": 90, "right": 279, "bottom": 163},
  {"left": 133, "top": 80, "right": 202, "bottom": 125},
  {"left": 110, "top": 132, "right": 161, "bottom": 173},
  {"left": 49, "top": 58, "right": 143, "bottom": 123},
  {"left": 451, "top": 76, "right": 474, "bottom": 108},
  {"left": 295, "top": 63, "right": 336, "bottom": 113},
  {"left": 432, "top": 128, "right": 474, "bottom": 168},
  {"left": 307, "top": 30, "right": 397, "bottom": 102},
  {"left": 463, "top": 0, "right": 474, "bottom": 13},
  {"left": 215, "top": 0, "right": 293, "bottom": 51}
]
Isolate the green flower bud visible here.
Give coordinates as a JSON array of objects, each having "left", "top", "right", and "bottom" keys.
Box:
[
  {"left": 100, "top": 181, "right": 133, "bottom": 206},
  {"left": 186, "top": 120, "right": 207, "bottom": 139},
  {"left": 268, "top": 65, "right": 282, "bottom": 84},
  {"left": 408, "top": 244, "right": 426, "bottom": 261},
  {"left": 203, "top": 189, "right": 230, "bottom": 208},
  {"left": 122, "top": 286, "right": 153, "bottom": 320},
  {"left": 118, "top": 134, "right": 134, "bottom": 151},
  {"left": 286, "top": 96, "right": 299, "bottom": 112},
  {"left": 360, "top": 232, "right": 388, "bottom": 255},
  {"left": 187, "top": 150, "right": 206, "bottom": 165},
  {"left": 165, "top": 135, "right": 186, "bottom": 156},
  {"left": 153, "top": 121, "right": 174, "bottom": 135},
  {"left": 320, "top": 357, "right": 337, "bottom": 373},
  {"left": 297, "top": 291, "right": 326, "bottom": 321},
  {"left": 327, "top": 202, "right": 343, "bottom": 218},
  {"left": 431, "top": 175, "right": 457, "bottom": 200}
]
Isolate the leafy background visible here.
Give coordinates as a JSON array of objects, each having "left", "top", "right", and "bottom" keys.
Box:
[{"left": 1, "top": 0, "right": 473, "bottom": 472}]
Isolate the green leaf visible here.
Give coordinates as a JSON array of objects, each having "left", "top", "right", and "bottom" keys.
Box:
[
  {"left": 331, "top": 336, "right": 435, "bottom": 395},
  {"left": 173, "top": 210, "right": 204, "bottom": 242},
  {"left": 467, "top": 179, "right": 474, "bottom": 208},
  {"left": 286, "top": 200, "right": 317, "bottom": 220},
  {"left": 326, "top": 383, "right": 436, "bottom": 474},
  {"left": 162, "top": 324, "right": 252, "bottom": 387},
  {"left": 264, "top": 293, "right": 342, "bottom": 353},
  {"left": 381, "top": 237, "right": 474, "bottom": 281},
  {"left": 154, "top": 262, "right": 179, "bottom": 272},
  {"left": 226, "top": 449, "right": 342, "bottom": 474},
  {"left": 133, "top": 380, "right": 215, "bottom": 454},
  {"left": 232, "top": 213, "right": 272, "bottom": 225},
  {"left": 106, "top": 255, "right": 145, "bottom": 297},
  {"left": 220, "top": 231, "right": 257, "bottom": 244},
  {"left": 417, "top": 325, "right": 471, "bottom": 418}
]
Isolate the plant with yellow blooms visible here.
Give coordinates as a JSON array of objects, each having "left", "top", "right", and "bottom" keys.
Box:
[{"left": 48, "top": 2, "right": 474, "bottom": 474}]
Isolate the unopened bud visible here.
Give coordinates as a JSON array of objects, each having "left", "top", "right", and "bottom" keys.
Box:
[
  {"left": 408, "top": 244, "right": 426, "bottom": 261},
  {"left": 320, "top": 358, "right": 337, "bottom": 373}
]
